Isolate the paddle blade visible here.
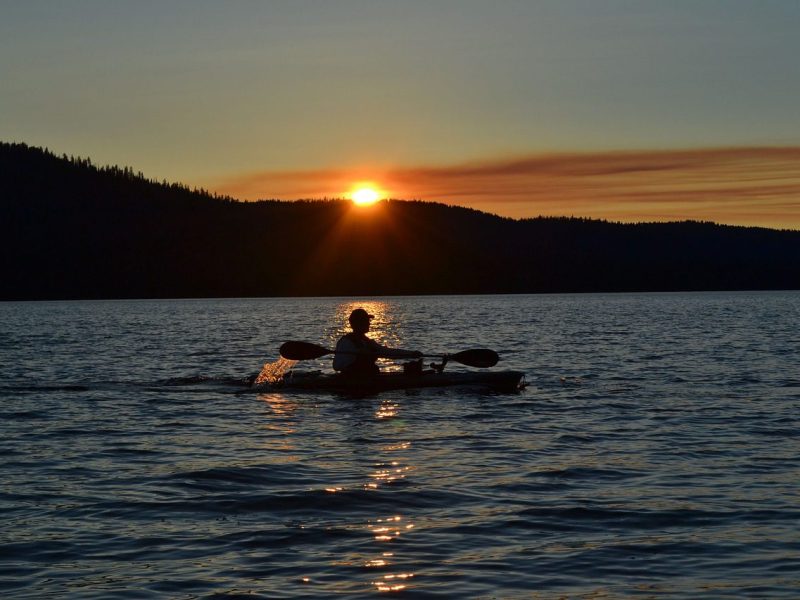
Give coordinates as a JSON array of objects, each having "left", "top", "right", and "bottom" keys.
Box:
[
  {"left": 279, "top": 341, "right": 333, "bottom": 361},
  {"left": 450, "top": 348, "right": 499, "bottom": 368}
]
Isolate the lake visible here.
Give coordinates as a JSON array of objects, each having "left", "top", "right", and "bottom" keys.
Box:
[{"left": 1, "top": 293, "right": 799, "bottom": 598}]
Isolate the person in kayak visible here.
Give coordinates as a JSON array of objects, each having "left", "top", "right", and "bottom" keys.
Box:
[{"left": 333, "top": 308, "right": 422, "bottom": 376}]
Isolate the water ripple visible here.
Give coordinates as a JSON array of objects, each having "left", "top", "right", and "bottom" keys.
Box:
[{"left": 2, "top": 293, "right": 799, "bottom": 598}]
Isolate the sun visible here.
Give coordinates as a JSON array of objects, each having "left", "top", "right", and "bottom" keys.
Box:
[{"left": 350, "top": 186, "right": 382, "bottom": 206}]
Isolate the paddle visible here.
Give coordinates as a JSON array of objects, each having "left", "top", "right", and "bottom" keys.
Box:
[{"left": 279, "top": 341, "right": 499, "bottom": 368}]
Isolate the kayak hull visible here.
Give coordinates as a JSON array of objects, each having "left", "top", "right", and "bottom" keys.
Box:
[{"left": 263, "top": 370, "right": 526, "bottom": 393}]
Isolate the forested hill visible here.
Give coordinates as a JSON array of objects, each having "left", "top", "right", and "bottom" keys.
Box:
[{"left": 2, "top": 141, "right": 799, "bottom": 300}]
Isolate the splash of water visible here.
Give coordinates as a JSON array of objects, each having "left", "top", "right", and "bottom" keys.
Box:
[{"left": 253, "top": 357, "right": 297, "bottom": 386}]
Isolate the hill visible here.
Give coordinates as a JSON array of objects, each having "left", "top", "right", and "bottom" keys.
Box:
[{"left": 2, "top": 141, "right": 799, "bottom": 300}]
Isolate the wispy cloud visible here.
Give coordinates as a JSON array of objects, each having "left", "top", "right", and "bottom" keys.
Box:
[{"left": 210, "top": 147, "right": 800, "bottom": 229}]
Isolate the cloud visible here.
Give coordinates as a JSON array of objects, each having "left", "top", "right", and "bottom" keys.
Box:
[{"left": 210, "top": 147, "right": 800, "bottom": 229}]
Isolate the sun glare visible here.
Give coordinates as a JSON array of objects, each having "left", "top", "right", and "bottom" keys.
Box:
[{"left": 351, "top": 186, "right": 382, "bottom": 206}]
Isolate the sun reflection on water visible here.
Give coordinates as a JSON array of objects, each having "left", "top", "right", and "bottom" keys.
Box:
[
  {"left": 367, "top": 515, "right": 417, "bottom": 592},
  {"left": 362, "top": 409, "right": 418, "bottom": 593},
  {"left": 375, "top": 400, "right": 399, "bottom": 419},
  {"left": 383, "top": 441, "right": 411, "bottom": 451},
  {"left": 283, "top": 368, "right": 419, "bottom": 594},
  {"left": 256, "top": 393, "right": 300, "bottom": 458},
  {"left": 327, "top": 300, "right": 412, "bottom": 362},
  {"left": 369, "top": 462, "right": 411, "bottom": 487},
  {"left": 258, "top": 393, "right": 299, "bottom": 418}
]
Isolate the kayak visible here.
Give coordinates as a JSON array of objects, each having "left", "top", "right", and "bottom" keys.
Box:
[{"left": 259, "top": 369, "right": 526, "bottom": 393}]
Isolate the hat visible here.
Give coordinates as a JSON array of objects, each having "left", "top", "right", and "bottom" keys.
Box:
[{"left": 348, "top": 308, "right": 374, "bottom": 323}]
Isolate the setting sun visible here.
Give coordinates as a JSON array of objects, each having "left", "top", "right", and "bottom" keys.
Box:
[{"left": 351, "top": 186, "right": 382, "bottom": 206}]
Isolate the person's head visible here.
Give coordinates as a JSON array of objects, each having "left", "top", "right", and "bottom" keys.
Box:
[{"left": 348, "top": 308, "right": 373, "bottom": 334}]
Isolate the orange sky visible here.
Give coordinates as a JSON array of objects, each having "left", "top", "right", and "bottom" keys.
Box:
[{"left": 212, "top": 147, "right": 800, "bottom": 230}]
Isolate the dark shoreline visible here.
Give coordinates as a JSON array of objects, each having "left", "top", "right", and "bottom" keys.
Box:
[{"left": 3, "top": 142, "right": 800, "bottom": 301}]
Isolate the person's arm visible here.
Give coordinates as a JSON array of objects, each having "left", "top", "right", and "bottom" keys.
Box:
[{"left": 369, "top": 339, "right": 422, "bottom": 359}]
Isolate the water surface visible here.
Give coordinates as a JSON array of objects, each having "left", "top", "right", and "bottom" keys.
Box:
[{"left": 1, "top": 293, "right": 799, "bottom": 598}]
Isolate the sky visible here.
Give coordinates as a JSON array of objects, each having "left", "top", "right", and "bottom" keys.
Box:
[{"left": 2, "top": 1, "right": 800, "bottom": 228}]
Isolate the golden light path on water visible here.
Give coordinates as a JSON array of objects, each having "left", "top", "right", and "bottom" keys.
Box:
[
  {"left": 257, "top": 299, "right": 421, "bottom": 594},
  {"left": 258, "top": 391, "right": 419, "bottom": 593},
  {"left": 365, "top": 429, "right": 416, "bottom": 593},
  {"left": 257, "top": 393, "right": 300, "bottom": 460},
  {"left": 254, "top": 300, "right": 399, "bottom": 386},
  {"left": 327, "top": 300, "right": 411, "bottom": 372}
]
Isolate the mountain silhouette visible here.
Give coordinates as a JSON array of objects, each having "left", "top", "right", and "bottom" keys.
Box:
[{"left": 2, "top": 141, "right": 799, "bottom": 300}]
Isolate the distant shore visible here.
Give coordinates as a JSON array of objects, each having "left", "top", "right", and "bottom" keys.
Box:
[{"left": 3, "top": 142, "right": 799, "bottom": 301}]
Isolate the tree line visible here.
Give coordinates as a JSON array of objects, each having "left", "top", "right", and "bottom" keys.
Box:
[{"left": 2, "top": 141, "right": 799, "bottom": 300}]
